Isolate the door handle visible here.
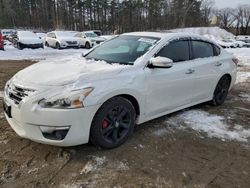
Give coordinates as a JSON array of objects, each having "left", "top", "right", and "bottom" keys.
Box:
[
  {"left": 186, "top": 69, "right": 195, "bottom": 74},
  {"left": 216, "top": 62, "right": 222, "bottom": 66}
]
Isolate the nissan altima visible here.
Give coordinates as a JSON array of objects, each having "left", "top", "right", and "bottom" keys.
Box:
[{"left": 3, "top": 32, "right": 237, "bottom": 149}]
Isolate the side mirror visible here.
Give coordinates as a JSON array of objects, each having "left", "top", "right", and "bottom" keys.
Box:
[{"left": 149, "top": 56, "right": 173, "bottom": 68}]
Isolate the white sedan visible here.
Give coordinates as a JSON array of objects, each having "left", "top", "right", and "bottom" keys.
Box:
[{"left": 3, "top": 32, "right": 237, "bottom": 149}]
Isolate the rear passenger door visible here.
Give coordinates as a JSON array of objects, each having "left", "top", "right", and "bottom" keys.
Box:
[{"left": 190, "top": 40, "right": 221, "bottom": 102}]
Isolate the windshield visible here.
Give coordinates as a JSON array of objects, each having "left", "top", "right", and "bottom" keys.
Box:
[
  {"left": 56, "top": 31, "right": 76, "bottom": 37},
  {"left": 85, "top": 32, "right": 98, "bottom": 38},
  {"left": 18, "top": 31, "right": 37, "bottom": 38},
  {"left": 85, "top": 35, "right": 159, "bottom": 65}
]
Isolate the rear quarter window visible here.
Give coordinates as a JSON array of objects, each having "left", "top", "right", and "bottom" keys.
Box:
[{"left": 214, "top": 45, "right": 221, "bottom": 56}]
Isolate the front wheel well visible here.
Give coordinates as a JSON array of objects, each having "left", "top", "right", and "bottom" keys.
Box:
[{"left": 116, "top": 94, "right": 140, "bottom": 117}]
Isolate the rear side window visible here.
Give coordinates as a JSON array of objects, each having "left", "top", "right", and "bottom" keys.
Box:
[
  {"left": 192, "top": 41, "right": 214, "bottom": 59},
  {"left": 156, "top": 40, "right": 190, "bottom": 62}
]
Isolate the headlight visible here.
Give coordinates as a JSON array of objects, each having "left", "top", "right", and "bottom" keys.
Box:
[
  {"left": 91, "top": 39, "right": 96, "bottom": 42},
  {"left": 39, "top": 87, "right": 94, "bottom": 109}
]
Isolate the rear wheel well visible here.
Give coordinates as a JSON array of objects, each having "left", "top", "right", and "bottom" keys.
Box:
[
  {"left": 117, "top": 94, "right": 140, "bottom": 117},
  {"left": 222, "top": 74, "right": 232, "bottom": 85}
]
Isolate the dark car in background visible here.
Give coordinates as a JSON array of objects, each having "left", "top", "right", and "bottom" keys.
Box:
[{"left": 12, "top": 31, "right": 44, "bottom": 50}]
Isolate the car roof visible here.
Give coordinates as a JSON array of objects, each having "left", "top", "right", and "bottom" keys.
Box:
[{"left": 122, "top": 31, "right": 212, "bottom": 42}]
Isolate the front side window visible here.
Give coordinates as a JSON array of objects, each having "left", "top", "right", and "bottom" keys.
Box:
[
  {"left": 85, "top": 35, "right": 159, "bottom": 65},
  {"left": 156, "top": 40, "right": 190, "bottom": 62},
  {"left": 192, "top": 41, "right": 214, "bottom": 59}
]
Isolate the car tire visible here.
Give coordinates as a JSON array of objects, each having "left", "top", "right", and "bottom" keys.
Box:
[
  {"left": 56, "top": 42, "right": 61, "bottom": 49},
  {"left": 211, "top": 75, "right": 230, "bottom": 106},
  {"left": 85, "top": 42, "right": 91, "bottom": 49},
  {"left": 45, "top": 41, "right": 49, "bottom": 47},
  {"left": 90, "top": 97, "right": 136, "bottom": 149},
  {"left": 17, "top": 43, "right": 23, "bottom": 50}
]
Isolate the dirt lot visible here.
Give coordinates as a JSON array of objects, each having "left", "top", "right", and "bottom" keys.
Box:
[{"left": 0, "top": 60, "right": 250, "bottom": 188}]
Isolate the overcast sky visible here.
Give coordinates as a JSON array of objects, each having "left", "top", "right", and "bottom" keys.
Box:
[{"left": 214, "top": 0, "right": 250, "bottom": 8}]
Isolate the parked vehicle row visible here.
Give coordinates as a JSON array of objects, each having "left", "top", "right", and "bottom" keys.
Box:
[
  {"left": 216, "top": 38, "right": 250, "bottom": 48},
  {"left": 0, "top": 29, "right": 114, "bottom": 50}
]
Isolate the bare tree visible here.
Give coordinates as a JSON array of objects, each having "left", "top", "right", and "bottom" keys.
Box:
[
  {"left": 201, "top": 0, "right": 215, "bottom": 26},
  {"left": 217, "top": 8, "right": 236, "bottom": 29},
  {"left": 233, "top": 5, "right": 250, "bottom": 35}
]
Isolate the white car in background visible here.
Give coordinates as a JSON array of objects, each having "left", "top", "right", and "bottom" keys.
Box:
[
  {"left": 217, "top": 39, "right": 237, "bottom": 48},
  {"left": 45, "top": 31, "right": 79, "bottom": 49},
  {"left": 12, "top": 31, "right": 44, "bottom": 50},
  {"left": 75, "top": 31, "right": 106, "bottom": 49},
  {"left": 3, "top": 32, "right": 237, "bottom": 149},
  {"left": 225, "top": 39, "right": 248, "bottom": 48}
]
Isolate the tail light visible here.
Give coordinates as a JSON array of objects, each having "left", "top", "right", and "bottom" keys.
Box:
[{"left": 232, "top": 58, "right": 239, "bottom": 66}]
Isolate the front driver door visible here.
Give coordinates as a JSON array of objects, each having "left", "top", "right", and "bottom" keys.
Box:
[{"left": 145, "top": 39, "right": 197, "bottom": 119}]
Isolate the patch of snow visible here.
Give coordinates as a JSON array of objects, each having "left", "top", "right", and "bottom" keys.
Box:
[
  {"left": 28, "top": 168, "right": 39, "bottom": 174},
  {"left": 238, "top": 93, "right": 250, "bottom": 102},
  {"left": 0, "top": 45, "right": 87, "bottom": 61},
  {"left": 0, "top": 91, "right": 3, "bottom": 98},
  {"left": 80, "top": 156, "right": 106, "bottom": 175},
  {"left": 165, "top": 110, "right": 250, "bottom": 142},
  {"left": 153, "top": 128, "right": 169, "bottom": 136},
  {"left": 236, "top": 72, "right": 250, "bottom": 83}
]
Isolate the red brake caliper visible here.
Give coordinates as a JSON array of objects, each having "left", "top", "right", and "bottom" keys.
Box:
[{"left": 102, "top": 120, "right": 109, "bottom": 129}]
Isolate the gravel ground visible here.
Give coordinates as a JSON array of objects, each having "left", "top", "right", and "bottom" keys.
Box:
[{"left": 0, "top": 59, "right": 249, "bottom": 188}]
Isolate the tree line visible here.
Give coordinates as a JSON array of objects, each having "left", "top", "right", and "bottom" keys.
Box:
[{"left": 0, "top": 0, "right": 249, "bottom": 35}]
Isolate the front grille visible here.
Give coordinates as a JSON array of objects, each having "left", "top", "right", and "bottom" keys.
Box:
[
  {"left": 66, "top": 41, "right": 77, "bottom": 45},
  {"left": 6, "top": 84, "right": 35, "bottom": 105}
]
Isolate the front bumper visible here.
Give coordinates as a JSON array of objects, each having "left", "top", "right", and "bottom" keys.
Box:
[
  {"left": 22, "top": 43, "right": 43, "bottom": 49},
  {"left": 4, "top": 97, "right": 101, "bottom": 147},
  {"left": 60, "top": 42, "right": 79, "bottom": 48}
]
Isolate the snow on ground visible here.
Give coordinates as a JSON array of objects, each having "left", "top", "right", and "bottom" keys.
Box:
[
  {"left": 164, "top": 110, "right": 250, "bottom": 142},
  {"left": 169, "top": 27, "right": 234, "bottom": 40},
  {"left": 0, "top": 45, "right": 87, "bottom": 61},
  {"left": 226, "top": 48, "right": 250, "bottom": 64},
  {"left": 238, "top": 92, "right": 250, "bottom": 102},
  {"left": 236, "top": 72, "right": 250, "bottom": 83},
  {"left": 0, "top": 91, "right": 3, "bottom": 98}
]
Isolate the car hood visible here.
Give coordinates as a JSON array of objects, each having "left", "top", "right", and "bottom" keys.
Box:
[
  {"left": 13, "top": 57, "right": 127, "bottom": 86},
  {"left": 19, "top": 37, "right": 43, "bottom": 44},
  {"left": 57, "top": 36, "right": 77, "bottom": 41}
]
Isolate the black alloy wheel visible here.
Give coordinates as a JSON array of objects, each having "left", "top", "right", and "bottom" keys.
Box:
[
  {"left": 212, "top": 76, "right": 230, "bottom": 106},
  {"left": 85, "top": 42, "right": 91, "bottom": 49},
  {"left": 56, "top": 42, "right": 61, "bottom": 49},
  {"left": 90, "top": 97, "right": 136, "bottom": 149}
]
